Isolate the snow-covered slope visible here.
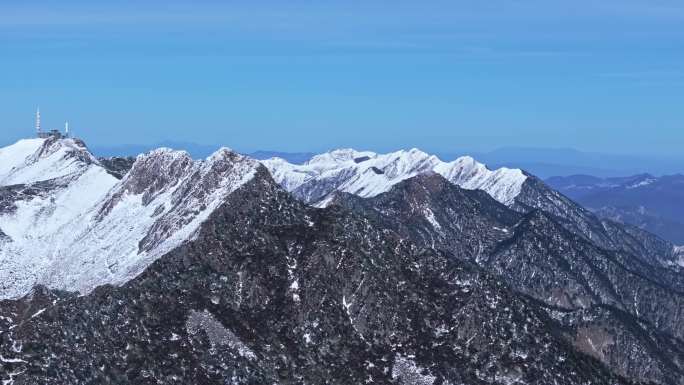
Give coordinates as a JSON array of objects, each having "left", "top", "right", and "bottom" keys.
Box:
[
  {"left": 263, "top": 148, "right": 527, "bottom": 206},
  {"left": 0, "top": 137, "right": 102, "bottom": 185},
  {"left": 0, "top": 137, "right": 118, "bottom": 246},
  {"left": 0, "top": 138, "right": 45, "bottom": 181},
  {"left": 0, "top": 137, "right": 119, "bottom": 298},
  {"left": 0, "top": 138, "right": 259, "bottom": 299}
]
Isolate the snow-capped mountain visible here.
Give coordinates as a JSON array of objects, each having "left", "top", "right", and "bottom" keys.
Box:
[
  {"left": 0, "top": 137, "right": 105, "bottom": 185},
  {"left": 0, "top": 138, "right": 259, "bottom": 299},
  {"left": 266, "top": 148, "right": 684, "bottom": 266},
  {"left": 0, "top": 137, "right": 119, "bottom": 297},
  {"left": 263, "top": 148, "right": 527, "bottom": 207}
]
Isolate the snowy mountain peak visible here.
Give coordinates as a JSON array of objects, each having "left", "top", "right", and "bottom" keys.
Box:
[
  {"left": 0, "top": 136, "right": 105, "bottom": 188},
  {"left": 262, "top": 148, "right": 527, "bottom": 207},
  {"left": 306, "top": 148, "right": 377, "bottom": 166},
  {"left": 206, "top": 146, "right": 236, "bottom": 161},
  {"left": 435, "top": 157, "right": 527, "bottom": 205},
  {"left": 117, "top": 148, "right": 194, "bottom": 204},
  {"left": 30, "top": 136, "right": 95, "bottom": 162},
  {"left": 0, "top": 140, "right": 260, "bottom": 299}
]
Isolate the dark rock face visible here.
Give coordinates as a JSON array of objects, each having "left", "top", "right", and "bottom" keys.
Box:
[
  {"left": 332, "top": 173, "right": 684, "bottom": 384},
  {"left": 0, "top": 172, "right": 636, "bottom": 385},
  {"left": 0, "top": 180, "right": 68, "bottom": 216},
  {"left": 331, "top": 173, "right": 521, "bottom": 263},
  {"left": 98, "top": 156, "right": 136, "bottom": 179}
]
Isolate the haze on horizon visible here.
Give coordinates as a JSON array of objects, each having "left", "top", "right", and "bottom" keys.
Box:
[{"left": 1, "top": 1, "right": 683, "bottom": 158}]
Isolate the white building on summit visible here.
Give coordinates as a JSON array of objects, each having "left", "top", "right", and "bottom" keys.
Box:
[{"left": 35, "top": 107, "right": 70, "bottom": 139}]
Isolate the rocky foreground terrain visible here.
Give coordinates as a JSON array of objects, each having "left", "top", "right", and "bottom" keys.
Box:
[{"left": 1, "top": 138, "right": 682, "bottom": 384}]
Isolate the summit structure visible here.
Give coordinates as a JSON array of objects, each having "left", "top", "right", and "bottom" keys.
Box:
[
  {"left": 35, "top": 107, "right": 41, "bottom": 134},
  {"left": 36, "top": 107, "right": 70, "bottom": 139}
]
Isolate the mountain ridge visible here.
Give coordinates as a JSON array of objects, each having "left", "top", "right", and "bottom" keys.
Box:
[
  {"left": 0, "top": 136, "right": 681, "bottom": 384},
  {"left": 77, "top": 141, "right": 684, "bottom": 176},
  {"left": 0, "top": 164, "right": 641, "bottom": 385},
  {"left": 0, "top": 138, "right": 260, "bottom": 299},
  {"left": 263, "top": 147, "right": 528, "bottom": 207}
]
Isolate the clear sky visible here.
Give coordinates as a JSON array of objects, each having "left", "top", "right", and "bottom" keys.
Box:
[{"left": 1, "top": 1, "right": 683, "bottom": 156}]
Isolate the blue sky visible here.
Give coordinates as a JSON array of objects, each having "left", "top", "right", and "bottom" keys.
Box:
[{"left": 1, "top": 1, "right": 683, "bottom": 156}]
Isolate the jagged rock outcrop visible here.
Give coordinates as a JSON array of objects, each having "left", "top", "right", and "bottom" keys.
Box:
[{"left": 98, "top": 156, "right": 136, "bottom": 179}]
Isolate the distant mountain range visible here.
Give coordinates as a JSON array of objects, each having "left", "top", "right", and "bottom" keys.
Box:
[
  {"left": 88, "top": 142, "right": 683, "bottom": 178},
  {"left": 547, "top": 173, "right": 684, "bottom": 244}
]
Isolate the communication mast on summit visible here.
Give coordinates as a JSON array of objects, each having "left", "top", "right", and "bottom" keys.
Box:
[
  {"left": 35, "top": 107, "right": 41, "bottom": 135},
  {"left": 36, "top": 107, "right": 69, "bottom": 139}
]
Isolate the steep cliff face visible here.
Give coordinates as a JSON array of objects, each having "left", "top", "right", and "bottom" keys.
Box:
[{"left": 0, "top": 170, "right": 633, "bottom": 385}]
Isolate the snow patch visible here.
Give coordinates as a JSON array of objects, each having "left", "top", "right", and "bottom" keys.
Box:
[
  {"left": 0, "top": 354, "right": 26, "bottom": 363},
  {"left": 186, "top": 309, "right": 256, "bottom": 360},
  {"left": 422, "top": 207, "right": 442, "bottom": 232},
  {"left": 392, "top": 355, "right": 436, "bottom": 385},
  {"left": 30, "top": 308, "right": 46, "bottom": 319},
  {"left": 627, "top": 178, "right": 655, "bottom": 189},
  {"left": 0, "top": 138, "right": 97, "bottom": 186},
  {"left": 0, "top": 139, "right": 45, "bottom": 180}
]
